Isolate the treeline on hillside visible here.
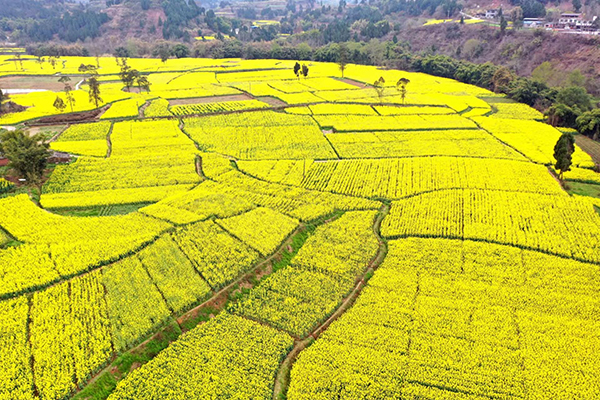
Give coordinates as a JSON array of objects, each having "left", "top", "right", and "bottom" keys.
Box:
[
  {"left": 0, "top": 0, "right": 65, "bottom": 19},
  {"left": 27, "top": 10, "right": 110, "bottom": 43},
  {"left": 161, "top": 0, "right": 203, "bottom": 40}
]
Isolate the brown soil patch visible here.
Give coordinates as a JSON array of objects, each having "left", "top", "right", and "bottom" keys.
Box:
[
  {"left": 0, "top": 76, "right": 71, "bottom": 91},
  {"left": 28, "top": 106, "right": 108, "bottom": 126},
  {"left": 339, "top": 78, "right": 367, "bottom": 88},
  {"left": 257, "top": 96, "right": 287, "bottom": 107},
  {"left": 28, "top": 125, "right": 67, "bottom": 141},
  {"left": 169, "top": 94, "right": 253, "bottom": 105},
  {"left": 256, "top": 263, "right": 273, "bottom": 281}
]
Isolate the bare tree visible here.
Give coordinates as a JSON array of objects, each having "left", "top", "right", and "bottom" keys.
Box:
[
  {"left": 136, "top": 75, "right": 151, "bottom": 93},
  {"left": 396, "top": 77, "right": 410, "bottom": 105},
  {"left": 337, "top": 43, "right": 349, "bottom": 78},
  {"left": 373, "top": 76, "right": 386, "bottom": 104},
  {"left": 58, "top": 76, "right": 76, "bottom": 112}
]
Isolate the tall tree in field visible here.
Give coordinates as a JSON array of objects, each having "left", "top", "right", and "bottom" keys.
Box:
[
  {"left": 119, "top": 61, "right": 137, "bottom": 92},
  {"left": 301, "top": 64, "right": 309, "bottom": 78},
  {"left": 58, "top": 76, "right": 76, "bottom": 112},
  {"left": 491, "top": 67, "right": 513, "bottom": 92},
  {"left": 136, "top": 75, "right": 151, "bottom": 93},
  {"left": 553, "top": 131, "right": 575, "bottom": 180},
  {"left": 0, "top": 130, "right": 50, "bottom": 189},
  {"left": 88, "top": 75, "right": 103, "bottom": 107},
  {"left": 49, "top": 56, "right": 59, "bottom": 70},
  {"left": 79, "top": 64, "right": 103, "bottom": 108},
  {"left": 373, "top": 76, "right": 385, "bottom": 104},
  {"left": 14, "top": 54, "right": 24, "bottom": 70},
  {"left": 337, "top": 43, "right": 349, "bottom": 78},
  {"left": 293, "top": 62, "right": 301, "bottom": 79},
  {"left": 396, "top": 77, "right": 410, "bottom": 105}
]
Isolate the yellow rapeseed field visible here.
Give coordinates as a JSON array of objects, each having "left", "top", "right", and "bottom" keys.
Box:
[{"left": 1, "top": 56, "right": 599, "bottom": 400}]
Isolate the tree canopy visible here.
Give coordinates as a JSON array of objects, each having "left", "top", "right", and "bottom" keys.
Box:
[{"left": 0, "top": 130, "right": 50, "bottom": 187}]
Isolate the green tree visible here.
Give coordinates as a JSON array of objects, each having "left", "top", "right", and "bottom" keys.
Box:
[
  {"left": 531, "top": 61, "right": 555, "bottom": 85},
  {"left": 572, "top": 0, "right": 582, "bottom": 12},
  {"left": 373, "top": 76, "right": 385, "bottom": 104},
  {"left": 114, "top": 47, "right": 130, "bottom": 58},
  {"left": 172, "top": 44, "right": 190, "bottom": 58},
  {"left": 293, "top": 62, "right": 301, "bottom": 78},
  {"left": 396, "top": 77, "right": 410, "bottom": 105},
  {"left": 337, "top": 43, "right": 349, "bottom": 78},
  {"left": 576, "top": 109, "right": 600, "bottom": 140},
  {"left": 556, "top": 86, "right": 593, "bottom": 112},
  {"left": 553, "top": 131, "right": 575, "bottom": 180},
  {"left": 301, "top": 64, "right": 309, "bottom": 78},
  {"left": 500, "top": 16, "right": 508, "bottom": 34},
  {"left": 0, "top": 130, "right": 50, "bottom": 188},
  {"left": 545, "top": 103, "right": 580, "bottom": 128},
  {"left": 153, "top": 42, "right": 172, "bottom": 63}
]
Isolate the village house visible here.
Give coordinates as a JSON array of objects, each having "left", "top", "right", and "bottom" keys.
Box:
[{"left": 556, "top": 13, "right": 598, "bottom": 31}]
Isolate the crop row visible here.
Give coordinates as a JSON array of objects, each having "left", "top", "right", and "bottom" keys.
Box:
[
  {"left": 325, "top": 129, "right": 524, "bottom": 159},
  {"left": 314, "top": 113, "right": 477, "bottom": 131},
  {"left": 242, "top": 157, "right": 563, "bottom": 199},
  {"left": 170, "top": 99, "right": 269, "bottom": 116}
]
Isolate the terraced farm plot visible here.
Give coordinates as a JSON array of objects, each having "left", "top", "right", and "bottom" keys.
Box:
[
  {"left": 170, "top": 99, "right": 270, "bottom": 116},
  {"left": 42, "top": 119, "right": 201, "bottom": 208},
  {"left": 314, "top": 113, "right": 477, "bottom": 131},
  {"left": 324, "top": 129, "right": 524, "bottom": 159},
  {"left": 474, "top": 117, "right": 595, "bottom": 168},
  {"left": 184, "top": 111, "right": 337, "bottom": 160},
  {"left": 241, "top": 157, "right": 562, "bottom": 198}
]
